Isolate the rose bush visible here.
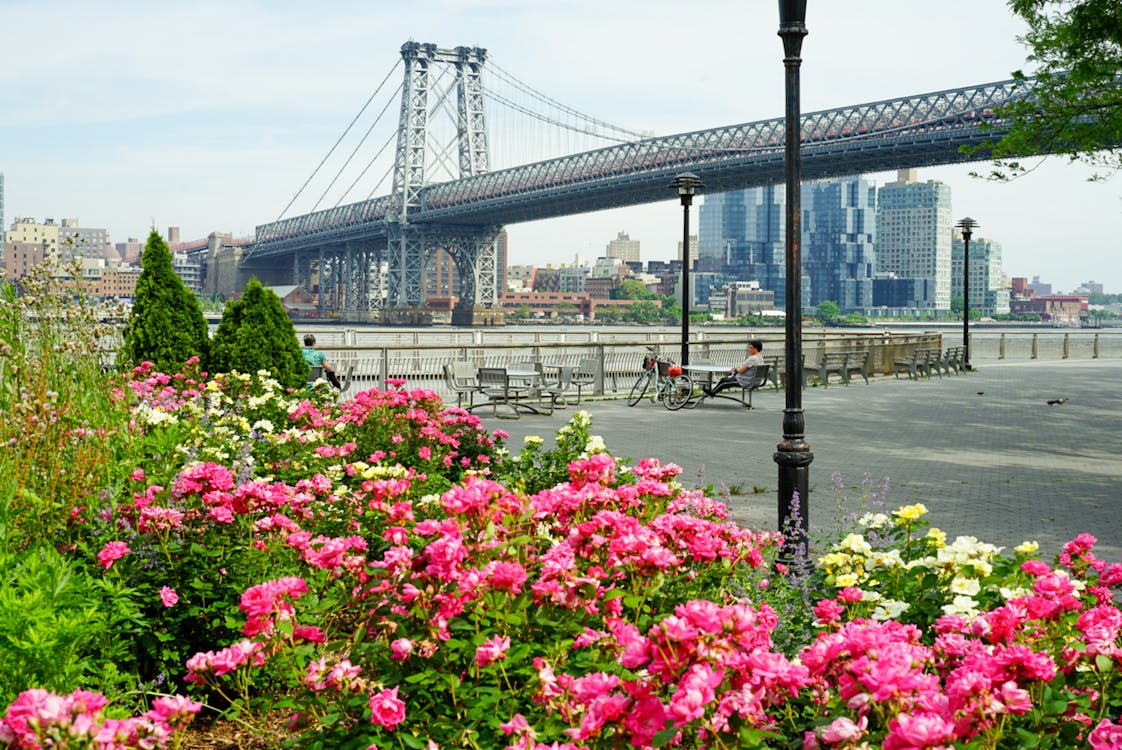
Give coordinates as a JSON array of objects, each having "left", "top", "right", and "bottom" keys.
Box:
[{"left": 0, "top": 359, "right": 1120, "bottom": 750}]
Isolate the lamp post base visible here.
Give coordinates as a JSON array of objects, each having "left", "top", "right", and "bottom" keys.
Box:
[{"left": 774, "top": 434, "right": 813, "bottom": 570}]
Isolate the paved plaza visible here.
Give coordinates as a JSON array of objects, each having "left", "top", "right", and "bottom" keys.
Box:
[{"left": 480, "top": 357, "right": 1122, "bottom": 564}]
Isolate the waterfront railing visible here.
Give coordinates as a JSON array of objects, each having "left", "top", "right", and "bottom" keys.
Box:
[{"left": 308, "top": 330, "right": 1122, "bottom": 401}]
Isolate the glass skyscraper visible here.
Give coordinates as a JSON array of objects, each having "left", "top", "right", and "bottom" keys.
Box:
[
  {"left": 698, "top": 185, "right": 789, "bottom": 307},
  {"left": 805, "top": 176, "right": 876, "bottom": 310},
  {"left": 952, "top": 232, "right": 1010, "bottom": 316}
]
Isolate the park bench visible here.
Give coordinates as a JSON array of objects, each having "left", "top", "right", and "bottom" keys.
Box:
[
  {"left": 737, "top": 364, "right": 770, "bottom": 407},
  {"left": 894, "top": 347, "right": 940, "bottom": 379},
  {"left": 768, "top": 353, "right": 810, "bottom": 389},
  {"left": 919, "top": 348, "right": 943, "bottom": 378},
  {"left": 765, "top": 355, "right": 782, "bottom": 389},
  {"left": 844, "top": 349, "right": 871, "bottom": 385},
  {"left": 692, "top": 364, "right": 771, "bottom": 408},
  {"left": 929, "top": 348, "right": 958, "bottom": 377},
  {"left": 811, "top": 352, "right": 849, "bottom": 387},
  {"left": 944, "top": 346, "right": 966, "bottom": 374}
]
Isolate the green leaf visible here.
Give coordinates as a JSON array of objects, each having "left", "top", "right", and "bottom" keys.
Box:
[{"left": 1095, "top": 653, "right": 1114, "bottom": 673}]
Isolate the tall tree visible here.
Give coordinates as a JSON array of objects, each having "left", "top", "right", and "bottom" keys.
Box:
[
  {"left": 120, "top": 230, "right": 209, "bottom": 373},
  {"left": 980, "top": 0, "right": 1122, "bottom": 179},
  {"left": 209, "top": 278, "right": 308, "bottom": 388},
  {"left": 816, "top": 300, "right": 841, "bottom": 326},
  {"left": 616, "top": 279, "right": 657, "bottom": 300}
]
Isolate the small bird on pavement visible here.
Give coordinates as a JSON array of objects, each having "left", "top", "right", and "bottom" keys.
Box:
[
  {"left": 1046, "top": 398, "right": 1068, "bottom": 405},
  {"left": 976, "top": 392, "right": 984, "bottom": 396}
]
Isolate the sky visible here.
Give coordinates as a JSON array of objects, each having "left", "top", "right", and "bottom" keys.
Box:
[{"left": 2, "top": 0, "right": 1119, "bottom": 293}]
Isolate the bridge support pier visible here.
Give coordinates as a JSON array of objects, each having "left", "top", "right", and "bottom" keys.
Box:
[
  {"left": 383, "top": 306, "right": 434, "bottom": 326},
  {"left": 451, "top": 306, "right": 505, "bottom": 327}
]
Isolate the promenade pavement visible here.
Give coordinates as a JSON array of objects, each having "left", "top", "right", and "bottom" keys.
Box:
[{"left": 479, "top": 357, "right": 1122, "bottom": 565}]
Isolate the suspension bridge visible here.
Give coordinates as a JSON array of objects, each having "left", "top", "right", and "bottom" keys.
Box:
[{"left": 231, "top": 40, "right": 1035, "bottom": 325}]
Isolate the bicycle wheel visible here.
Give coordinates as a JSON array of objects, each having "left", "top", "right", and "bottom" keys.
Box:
[
  {"left": 664, "top": 374, "right": 694, "bottom": 410},
  {"left": 627, "top": 370, "right": 652, "bottom": 406}
]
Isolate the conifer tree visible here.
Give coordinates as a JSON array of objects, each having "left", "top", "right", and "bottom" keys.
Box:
[
  {"left": 209, "top": 278, "right": 308, "bottom": 388},
  {"left": 120, "top": 230, "right": 209, "bottom": 373}
]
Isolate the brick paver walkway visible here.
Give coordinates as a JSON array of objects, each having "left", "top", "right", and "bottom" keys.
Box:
[{"left": 482, "top": 358, "right": 1122, "bottom": 564}]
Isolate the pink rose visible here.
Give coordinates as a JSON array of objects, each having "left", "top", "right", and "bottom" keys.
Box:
[
  {"left": 159, "top": 586, "right": 178, "bottom": 607},
  {"left": 97, "top": 541, "right": 131, "bottom": 570},
  {"left": 369, "top": 686, "right": 406, "bottom": 729},
  {"left": 390, "top": 639, "right": 413, "bottom": 661},
  {"left": 820, "top": 715, "right": 867, "bottom": 744},
  {"left": 475, "top": 635, "right": 511, "bottom": 667},
  {"left": 145, "top": 695, "right": 201, "bottom": 730},
  {"left": 1090, "top": 719, "right": 1122, "bottom": 750}
]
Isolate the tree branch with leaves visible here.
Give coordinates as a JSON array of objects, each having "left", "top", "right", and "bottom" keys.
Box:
[{"left": 974, "top": 0, "right": 1122, "bottom": 180}]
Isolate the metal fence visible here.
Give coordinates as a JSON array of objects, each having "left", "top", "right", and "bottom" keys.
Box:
[{"left": 312, "top": 329, "right": 1122, "bottom": 401}]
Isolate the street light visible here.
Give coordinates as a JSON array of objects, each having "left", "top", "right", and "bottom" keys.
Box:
[
  {"left": 956, "top": 217, "right": 978, "bottom": 371},
  {"left": 671, "top": 172, "right": 703, "bottom": 368},
  {"left": 775, "top": 0, "right": 812, "bottom": 565}
]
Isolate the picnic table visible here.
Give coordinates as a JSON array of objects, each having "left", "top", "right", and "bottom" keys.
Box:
[{"left": 468, "top": 363, "right": 567, "bottom": 418}]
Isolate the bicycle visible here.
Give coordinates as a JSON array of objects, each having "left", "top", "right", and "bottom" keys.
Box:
[{"left": 626, "top": 348, "right": 693, "bottom": 410}]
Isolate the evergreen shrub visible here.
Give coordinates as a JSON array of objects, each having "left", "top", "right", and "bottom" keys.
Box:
[
  {"left": 119, "top": 230, "right": 209, "bottom": 373},
  {"left": 209, "top": 278, "right": 308, "bottom": 388}
]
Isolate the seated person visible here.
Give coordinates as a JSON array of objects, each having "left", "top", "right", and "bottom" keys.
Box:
[
  {"left": 302, "top": 334, "right": 341, "bottom": 389},
  {"left": 705, "top": 339, "right": 764, "bottom": 396}
]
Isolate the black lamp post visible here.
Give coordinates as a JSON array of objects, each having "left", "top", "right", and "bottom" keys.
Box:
[
  {"left": 774, "top": 0, "right": 812, "bottom": 565},
  {"left": 956, "top": 217, "right": 977, "bottom": 371},
  {"left": 671, "top": 172, "right": 703, "bottom": 368}
]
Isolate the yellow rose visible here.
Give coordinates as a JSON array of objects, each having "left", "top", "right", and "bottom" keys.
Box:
[{"left": 893, "top": 503, "right": 929, "bottom": 524}]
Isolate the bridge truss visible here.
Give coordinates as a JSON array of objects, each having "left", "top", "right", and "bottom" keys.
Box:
[{"left": 246, "top": 46, "right": 1035, "bottom": 323}]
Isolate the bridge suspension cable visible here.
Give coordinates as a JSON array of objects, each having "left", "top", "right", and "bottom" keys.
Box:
[
  {"left": 483, "top": 89, "right": 639, "bottom": 144},
  {"left": 486, "top": 60, "right": 646, "bottom": 141},
  {"left": 318, "top": 83, "right": 403, "bottom": 211},
  {"left": 276, "top": 58, "right": 402, "bottom": 221}
]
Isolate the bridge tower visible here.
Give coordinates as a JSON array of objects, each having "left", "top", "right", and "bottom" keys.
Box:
[{"left": 386, "top": 42, "right": 503, "bottom": 326}]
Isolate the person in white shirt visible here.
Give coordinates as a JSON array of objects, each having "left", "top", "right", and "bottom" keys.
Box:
[{"left": 705, "top": 339, "right": 764, "bottom": 396}]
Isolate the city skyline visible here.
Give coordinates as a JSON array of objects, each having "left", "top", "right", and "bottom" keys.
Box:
[{"left": 2, "top": 1, "right": 1119, "bottom": 293}]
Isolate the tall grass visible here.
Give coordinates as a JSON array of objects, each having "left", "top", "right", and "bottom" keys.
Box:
[
  {"left": 0, "top": 259, "right": 146, "bottom": 704},
  {"left": 0, "top": 258, "right": 129, "bottom": 549}
]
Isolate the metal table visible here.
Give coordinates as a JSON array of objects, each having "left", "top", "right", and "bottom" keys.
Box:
[{"left": 500, "top": 367, "right": 551, "bottom": 415}]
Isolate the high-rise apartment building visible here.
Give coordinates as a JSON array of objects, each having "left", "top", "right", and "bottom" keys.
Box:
[
  {"left": 805, "top": 176, "right": 876, "bottom": 310},
  {"left": 698, "top": 191, "right": 741, "bottom": 264},
  {"left": 952, "top": 231, "right": 1010, "bottom": 315},
  {"left": 874, "top": 169, "right": 953, "bottom": 310},
  {"left": 677, "top": 234, "right": 699, "bottom": 267},
  {"left": 698, "top": 186, "right": 789, "bottom": 307},
  {"left": 605, "top": 231, "right": 640, "bottom": 262}
]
